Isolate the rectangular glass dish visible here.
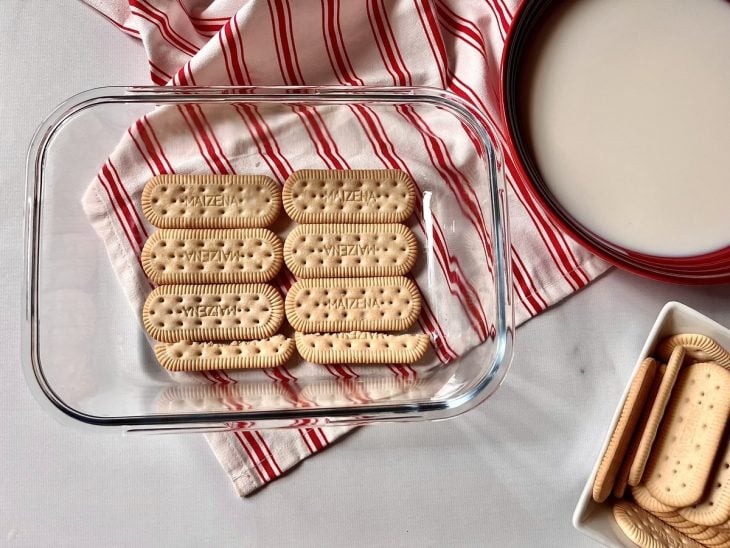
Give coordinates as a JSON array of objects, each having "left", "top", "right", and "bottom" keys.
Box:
[{"left": 23, "top": 86, "right": 513, "bottom": 432}]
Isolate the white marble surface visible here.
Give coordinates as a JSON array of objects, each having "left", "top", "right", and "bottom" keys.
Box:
[{"left": 3, "top": 2, "right": 730, "bottom": 546}]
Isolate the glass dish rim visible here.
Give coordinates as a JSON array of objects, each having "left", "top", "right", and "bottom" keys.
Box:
[{"left": 23, "top": 85, "right": 514, "bottom": 431}]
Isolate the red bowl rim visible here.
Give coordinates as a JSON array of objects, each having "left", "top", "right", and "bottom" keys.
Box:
[{"left": 500, "top": 0, "right": 730, "bottom": 285}]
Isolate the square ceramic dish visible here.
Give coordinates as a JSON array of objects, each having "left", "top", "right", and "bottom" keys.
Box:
[
  {"left": 573, "top": 301, "right": 730, "bottom": 547},
  {"left": 23, "top": 86, "right": 513, "bottom": 432}
]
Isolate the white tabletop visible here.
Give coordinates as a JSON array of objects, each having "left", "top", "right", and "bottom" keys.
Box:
[{"left": 3, "top": 2, "right": 730, "bottom": 546}]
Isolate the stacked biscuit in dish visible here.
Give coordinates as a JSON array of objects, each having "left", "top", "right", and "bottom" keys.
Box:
[
  {"left": 593, "top": 334, "right": 730, "bottom": 547},
  {"left": 139, "top": 174, "right": 294, "bottom": 371},
  {"left": 282, "top": 169, "right": 429, "bottom": 365},
  {"left": 139, "top": 169, "right": 428, "bottom": 372}
]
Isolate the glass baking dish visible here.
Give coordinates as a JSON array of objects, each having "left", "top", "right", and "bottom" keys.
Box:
[{"left": 23, "top": 86, "right": 513, "bottom": 432}]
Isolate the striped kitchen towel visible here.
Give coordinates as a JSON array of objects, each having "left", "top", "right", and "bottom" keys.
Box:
[{"left": 81, "top": 0, "right": 609, "bottom": 496}]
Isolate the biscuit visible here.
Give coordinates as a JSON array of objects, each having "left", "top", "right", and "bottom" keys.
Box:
[
  {"left": 282, "top": 169, "right": 415, "bottom": 224},
  {"left": 592, "top": 357, "right": 658, "bottom": 503},
  {"left": 141, "top": 174, "right": 281, "bottom": 228},
  {"left": 154, "top": 336, "right": 294, "bottom": 371},
  {"left": 657, "top": 334, "right": 730, "bottom": 368},
  {"left": 632, "top": 484, "right": 678, "bottom": 514},
  {"left": 644, "top": 362, "right": 730, "bottom": 507},
  {"left": 671, "top": 520, "right": 713, "bottom": 537},
  {"left": 705, "top": 534, "right": 730, "bottom": 547},
  {"left": 614, "top": 363, "right": 667, "bottom": 497},
  {"left": 612, "top": 501, "right": 703, "bottom": 548},
  {"left": 679, "top": 434, "right": 730, "bottom": 526},
  {"left": 686, "top": 525, "right": 730, "bottom": 544},
  {"left": 612, "top": 451, "right": 632, "bottom": 499},
  {"left": 294, "top": 332, "right": 429, "bottom": 364},
  {"left": 706, "top": 532, "right": 730, "bottom": 547},
  {"left": 649, "top": 510, "right": 691, "bottom": 526},
  {"left": 285, "top": 277, "right": 421, "bottom": 334},
  {"left": 141, "top": 228, "right": 283, "bottom": 284},
  {"left": 652, "top": 512, "right": 730, "bottom": 544},
  {"left": 283, "top": 224, "right": 418, "bottom": 278},
  {"left": 629, "top": 347, "right": 685, "bottom": 487},
  {"left": 142, "top": 284, "right": 283, "bottom": 342},
  {"left": 653, "top": 512, "right": 730, "bottom": 543}
]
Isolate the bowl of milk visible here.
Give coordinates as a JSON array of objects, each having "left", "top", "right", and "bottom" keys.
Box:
[{"left": 502, "top": 0, "right": 730, "bottom": 283}]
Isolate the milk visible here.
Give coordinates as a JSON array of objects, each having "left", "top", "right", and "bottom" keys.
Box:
[{"left": 519, "top": 0, "right": 730, "bottom": 257}]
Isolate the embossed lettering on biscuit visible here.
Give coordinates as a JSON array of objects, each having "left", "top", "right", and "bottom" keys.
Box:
[
  {"left": 285, "top": 276, "right": 421, "bottom": 333},
  {"left": 282, "top": 169, "right": 415, "bottom": 223},
  {"left": 143, "top": 283, "right": 283, "bottom": 342},
  {"left": 141, "top": 228, "right": 283, "bottom": 284},
  {"left": 141, "top": 174, "right": 281, "bottom": 228},
  {"left": 284, "top": 223, "right": 417, "bottom": 278}
]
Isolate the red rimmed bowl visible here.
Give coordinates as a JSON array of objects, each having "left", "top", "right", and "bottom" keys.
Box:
[{"left": 502, "top": 0, "right": 730, "bottom": 284}]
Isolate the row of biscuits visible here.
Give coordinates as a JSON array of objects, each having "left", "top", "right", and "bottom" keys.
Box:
[
  {"left": 140, "top": 174, "right": 293, "bottom": 371},
  {"left": 281, "top": 169, "right": 429, "bottom": 365},
  {"left": 139, "top": 170, "right": 429, "bottom": 370},
  {"left": 592, "top": 334, "right": 730, "bottom": 547}
]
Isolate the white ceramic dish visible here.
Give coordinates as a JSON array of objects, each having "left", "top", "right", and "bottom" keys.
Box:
[{"left": 572, "top": 301, "right": 730, "bottom": 547}]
